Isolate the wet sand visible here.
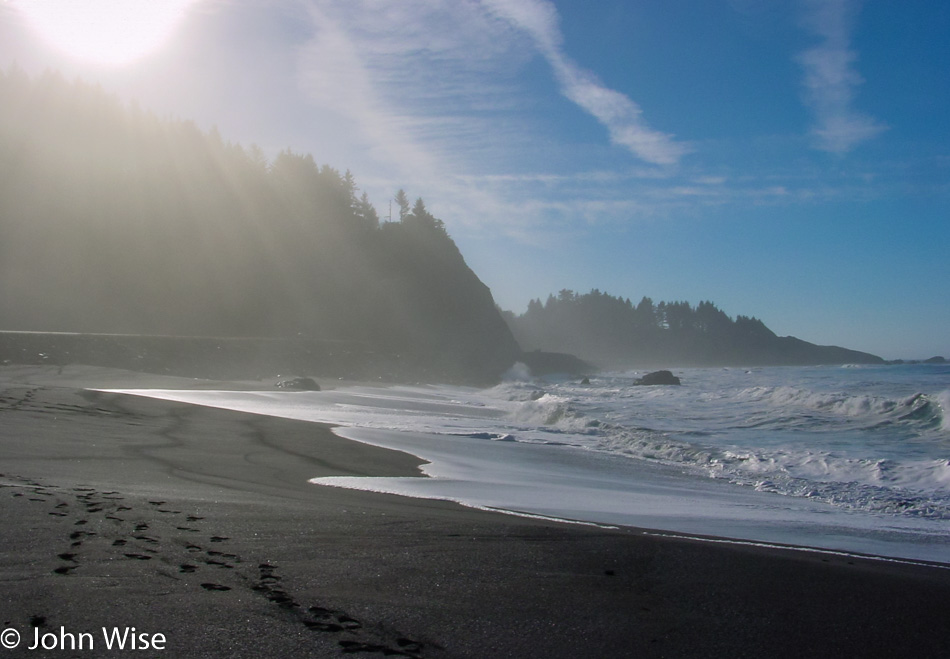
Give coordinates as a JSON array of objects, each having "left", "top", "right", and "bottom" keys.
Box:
[{"left": 1, "top": 366, "right": 948, "bottom": 658}]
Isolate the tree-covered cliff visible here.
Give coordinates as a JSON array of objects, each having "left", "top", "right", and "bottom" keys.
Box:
[{"left": 0, "top": 68, "right": 520, "bottom": 382}]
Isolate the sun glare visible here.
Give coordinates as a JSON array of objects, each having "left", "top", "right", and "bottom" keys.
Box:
[{"left": 15, "top": 0, "right": 196, "bottom": 66}]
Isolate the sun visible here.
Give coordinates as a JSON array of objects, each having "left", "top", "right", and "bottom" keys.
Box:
[{"left": 15, "top": 0, "right": 197, "bottom": 66}]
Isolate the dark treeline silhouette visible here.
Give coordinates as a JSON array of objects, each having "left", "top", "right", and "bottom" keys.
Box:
[
  {"left": 503, "top": 289, "right": 883, "bottom": 368},
  {"left": 0, "top": 68, "right": 520, "bottom": 382}
]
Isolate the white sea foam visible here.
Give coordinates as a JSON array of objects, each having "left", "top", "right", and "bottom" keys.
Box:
[
  {"left": 483, "top": 366, "right": 950, "bottom": 519},
  {"left": 102, "top": 364, "right": 950, "bottom": 563},
  {"left": 938, "top": 390, "right": 950, "bottom": 431}
]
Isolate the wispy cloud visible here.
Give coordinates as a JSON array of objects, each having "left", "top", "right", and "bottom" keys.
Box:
[
  {"left": 288, "top": 0, "right": 898, "bottom": 244},
  {"left": 294, "top": 0, "right": 546, "bottom": 183},
  {"left": 298, "top": 0, "right": 688, "bottom": 174},
  {"left": 482, "top": 0, "right": 688, "bottom": 166},
  {"left": 292, "top": 0, "right": 692, "bottom": 236},
  {"left": 797, "top": 0, "right": 886, "bottom": 154}
]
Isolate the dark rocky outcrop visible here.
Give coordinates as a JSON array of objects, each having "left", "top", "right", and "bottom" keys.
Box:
[
  {"left": 518, "top": 351, "right": 592, "bottom": 378},
  {"left": 887, "top": 356, "right": 947, "bottom": 365},
  {"left": 634, "top": 370, "right": 681, "bottom": 386},
  {"left": 276, "top": 377, "right": 321, "bottom": 391}
]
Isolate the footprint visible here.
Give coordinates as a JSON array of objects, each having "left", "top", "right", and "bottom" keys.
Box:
[
  {"left": 29, "top": 615, "right": 46, "bottom": 628},
  {"left": 112, "top": 539, "right": 127, "bottom": 547},
  {"left": 148, "top": 501, "right": 166, "bottom": 506},
  {"left": 57, "top": 553, "right": 77, "bottom": 562},
  {"left": 307, "top": 607, "right": 361, "bottom": 631},
  {"left": 266, "top": 590, "right": 297, "bottom": 608},
  {"left": 123, "top": 553, "right": 152, "bottom": 561},
  {"left": 256, "top": 564, "right": 281, "bottom": 586},
  {"left": 134, "top": 523, "right": 149, "bottom": 532},
  {"left": 53, "top": 566, "right": 76, "bottom": 575},
  {"left": 200, "top": 583, "right": 231, "bottom": 592},
  {"left": 338, "top": 640, "right": 389, "bottom": 654},
  {"left": 396, "top": 638, "right": 424, "bottom": 653},
  {"left": 206, "top": 550, "right": 238, "bottom": 559},
  {"left": 186, "top": 515, "right": 204, "bottom": 522},
  {"left": 209, "top": 536, "right": 229, "bottom": 543},
  {"left": 337, "top": 615, "right": 362, "bottom": 630},
  {"left": 304, "top": 620, "right": 344, "bottom": 632},
  {"left": 179, "top": 564, "right": 198, "bottom": 574},
  {"left": 74, "top": 520, "right": 88, "bottom": 526}
]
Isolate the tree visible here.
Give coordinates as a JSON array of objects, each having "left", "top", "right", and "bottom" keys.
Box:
[
  {"left": 340, "top": 169, "right": 359, "bottom": 214},
  {"left": 632, "top": 296, "right": 656, "bottom": 329},
  {"left": 354, "top": 191, "right": 379, "bottom": 230},
  {"left": 407, "top": 197, "right": 447, "bottom": 236},
  {"left": 394, "top": 189, "right": 410, "bottom": 221},
  {"left": 246, "top": 143, "right": 268, "bottom": 171}
]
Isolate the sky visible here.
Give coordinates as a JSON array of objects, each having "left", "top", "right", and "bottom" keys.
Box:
[{"left": 1, "top": 0, "right": 948, "bottom": 359}]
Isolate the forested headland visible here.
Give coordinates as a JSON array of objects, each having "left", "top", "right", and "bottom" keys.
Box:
[
  {"left": 0, "top": 68, "right": 520, "bottom": 382},
  {"left": 503, "top": 290, "right": 883, "bottom": 369},
  {"left": 1, "top": 68, "right": 884, "bottom": 381}
]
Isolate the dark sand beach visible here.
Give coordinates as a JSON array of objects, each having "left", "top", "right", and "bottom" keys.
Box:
[{"left": 1, "top": 366, "right": 949, "bottom": 658}]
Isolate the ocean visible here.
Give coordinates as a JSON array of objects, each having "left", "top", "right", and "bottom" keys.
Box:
[{"left": 106, "top": 363, "right": 950, "bottom": 565}]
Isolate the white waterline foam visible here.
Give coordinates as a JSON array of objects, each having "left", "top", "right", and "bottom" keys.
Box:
[
  {"left": 639, "top": 531, "right": 950, "bottom": 571},
  {"left": 99, "top": 379, "right": 950, "bottom": 565},
  {"left": 314, "top": 475, "right": 621, "bottom": 530}
]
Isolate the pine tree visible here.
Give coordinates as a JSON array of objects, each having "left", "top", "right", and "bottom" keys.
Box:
[{"left": 394, "top": 189, "right": 410, "bottom": 221}]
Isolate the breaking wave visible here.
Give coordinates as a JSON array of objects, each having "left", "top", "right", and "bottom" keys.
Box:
[
  {"left": 735, "top": 386, "right": 948, "bottom": 432},
  {"left": 485, "top": 369, "right": 950, "bottom": 519}
]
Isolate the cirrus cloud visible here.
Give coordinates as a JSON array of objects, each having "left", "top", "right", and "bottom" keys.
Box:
[
  {"left": 482, "top": 0, "right": 688, "bottom": 166},
  {"left": 797, "top": 0, "right": 886, "bottom": 153}
]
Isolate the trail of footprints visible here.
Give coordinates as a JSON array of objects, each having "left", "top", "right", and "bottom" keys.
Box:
[
  {"left": 3, "top": 473, "right": 426, "bottom": 657},
  {"left": 0, "top": 386, "right": 119, "bottom": 418}
]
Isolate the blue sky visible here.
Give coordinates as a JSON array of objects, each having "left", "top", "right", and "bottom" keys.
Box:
[{"left": 1, "top": 0, "right": 948, "bottom": 359}]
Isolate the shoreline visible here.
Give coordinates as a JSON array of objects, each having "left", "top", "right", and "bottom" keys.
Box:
[
  {"left": 98, "top": 382, "right": 949, "bottom": 565},
  {"left": 2, "top": 365, "right": 950, "bottom": 657}
]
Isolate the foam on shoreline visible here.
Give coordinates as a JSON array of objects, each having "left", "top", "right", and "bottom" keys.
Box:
[{"left": 101, "top": 386, "right": 950, "bottom": 565}]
